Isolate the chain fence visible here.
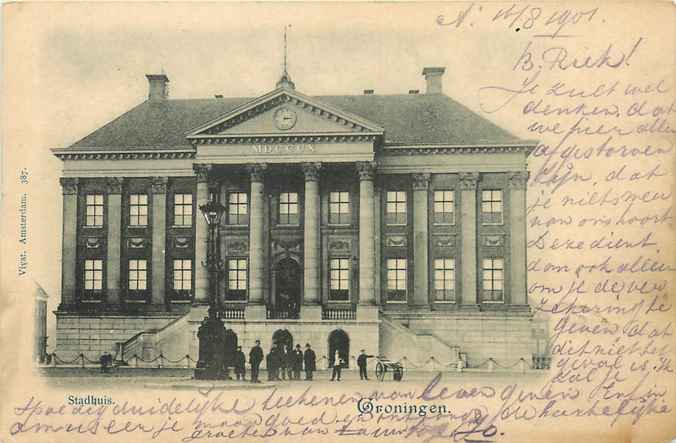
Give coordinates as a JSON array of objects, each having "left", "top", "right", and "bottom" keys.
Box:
[{"left": 43, "top": 352, "right": 550, "bottom": 372}]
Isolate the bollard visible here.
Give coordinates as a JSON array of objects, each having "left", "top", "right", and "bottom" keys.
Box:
[
  {"left": 519, "top": 358, "right": 527, "bottom": 373},
  {"left": 487, "top": 358, "right": 495, "bottom": 372}
]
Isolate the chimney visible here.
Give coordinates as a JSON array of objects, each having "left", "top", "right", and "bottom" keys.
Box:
[
  {"left": 408, "top": 89, "right": 419, "bottom": 95},
  {"left": 214, "top": 94, "right": 224, "bottom": 99},
  {"left": 146, "top": 74, "right": 169, "bottom": 100},
  {"left": 363, "top": 89, "right": 374, "bottom": 95},
  {"left": 422, "top": 67, "right": 445, "bottom": 94}
]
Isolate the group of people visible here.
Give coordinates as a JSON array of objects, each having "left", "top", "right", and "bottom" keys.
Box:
[
  {"left": 238, "top": 340, "right": 317, "bottom": 383},
  {"left": 233, "top": 340, "right": 374, "bottom": 382}
]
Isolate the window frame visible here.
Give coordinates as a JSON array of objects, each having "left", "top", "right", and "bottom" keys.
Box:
[
  {"left": 225, "top": 258, "right": 248, "bottom": 302},
  {"left": 433, "top": 258, "right": 456, "bottom": 303},
  {"left": 278, "top": 192, "right": 300, "bottom": 226},
  {"left": 227, "top": 191, "right": 249, "bottom": 225},
  {"left": 172, "top": 259, "right": 193, "bottom": 300},
  {"left": 128, "top": 193, "right": 149, "bottom": 227},
  {"left": 173, "top": 193, "right": 193, "bottom": 227},
  {"left": 127, "top": 259, "right": 149, "bottom": 300},
  {"left": 481, "top": 189, "right": 504, "bottom": 225},
  {"left": 385, "top": 191, "right": 408, "bottom": 226},
  {"left": 385, "top": 258, "right": 408, "bottom": 303},
  {"left": 433, "top": 190, "right": 455, "bottom": 225},
  {"left": 328, "top": 191, "right": 351, "bottom": 225},
  {"left": 82, "top": 259, "right": 104, "bottom": 301},
  {"left": 482, "top": 257, "right": 505, "bottom": 303},
  {"left": 328, "top": 257, "right": 351, "bottom": 302},
  {"left": 84, "top": 193, "right": 105, "bottom": 227}
]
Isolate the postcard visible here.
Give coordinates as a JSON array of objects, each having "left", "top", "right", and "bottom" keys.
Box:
[{"left": 1, "top": 1, "right": 674, "bottom": 442}]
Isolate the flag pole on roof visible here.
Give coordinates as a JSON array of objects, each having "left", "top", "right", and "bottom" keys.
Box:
[{"left": 276, "top": 24, "right": 295, "bottom": 90}]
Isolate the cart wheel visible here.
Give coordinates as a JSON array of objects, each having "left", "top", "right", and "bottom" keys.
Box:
[{"left": 375, "top": 362, "right": 384, "bottom": 381}]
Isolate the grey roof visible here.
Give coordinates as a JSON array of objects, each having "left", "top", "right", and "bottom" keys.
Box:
[{"left": 66, "top": 93, "right": 527, "bottom": 149}]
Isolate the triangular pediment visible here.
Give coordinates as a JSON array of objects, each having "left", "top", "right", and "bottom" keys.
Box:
[{"left": 186, "top": 88, "right": 384, "bottom": 140}]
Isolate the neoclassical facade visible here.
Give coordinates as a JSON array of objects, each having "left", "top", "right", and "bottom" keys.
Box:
[{"left": 53, "top": 67, "right": 543, "bottom": 368}]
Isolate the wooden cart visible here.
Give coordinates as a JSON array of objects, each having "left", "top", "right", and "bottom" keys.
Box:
[{"left": 375, "top": 357, "right": 404, "bottom": 381}]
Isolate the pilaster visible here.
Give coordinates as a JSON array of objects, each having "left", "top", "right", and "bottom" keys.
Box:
[
  {"left": 412, "top": 173, "right": 430, "bottom": 308},
  {"left": 193, "top": 164, "right": 211, "bottom": 304},
  {"left": 151, "top": 177, "right": 168, "bottom": 307},
  {"left": 357, "top": 161, "right": 377, "bottom": 307},
  {"left": 247, "top": 163, "right": 268, "bottom": 317},
  {"left": 105, "top": 177, "right": 123, "bottom": 306},
  {"left": 459, "top": 172, "right": 479, "bottom": 309},
  {"left": 508, "top": 171, "right": 529, "bottom": 307},
  {"left": 60, "top": 178, "right": 78, "bottom": 308}
]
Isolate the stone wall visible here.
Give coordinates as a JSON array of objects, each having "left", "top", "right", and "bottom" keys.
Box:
[{"left": 54, "top": 313, "right": 182, "bottom": 360}]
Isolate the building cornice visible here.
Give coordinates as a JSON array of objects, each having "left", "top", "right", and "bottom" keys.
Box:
[
  {"left": 192, "top": 134, "right": 379, "bottom": 145},
  {"left": 52, "top": 148, "right": 195, "bottom": 161},
  {"left": 382, "top": 143, "right": 537, "bottom": 156}
]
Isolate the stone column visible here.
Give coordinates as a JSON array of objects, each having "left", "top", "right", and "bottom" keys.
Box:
[
  {"left": 301, "top": 162, "right": 322, "bottom": 320},
  {"left": 412, "top": 173, "right": 430, "bottom": 308},
  {"left": 151, "top": 177, "right": 168, "bottom": 307},
  {"left": 247, "top": 163, "right": 268, "bottom": 319},
  {"left": 459, "top": 172, "right": 479, "bottom": 308},
  {"left": 193, "top": 165, "right": 211, "bottom": 305},
  {"left": 106, "top": 177, "right": 123, "bottom": 306},
  {"left": 357, "top": 161, "right": 378, "bottom": 319},
  {"left": 59, "top": 178, "right": 78, "bottom": 309},
  {"left": 509, "top": 171, "right": 529, "bottom": 308}
]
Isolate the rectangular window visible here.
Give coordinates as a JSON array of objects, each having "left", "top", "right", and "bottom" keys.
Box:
[
  {"left": 129, "top": 193, "right": 149, "bottom": 226},
  {"left": 85, "top": 194, "right": 104, "bottom": 227},
  {"left": 434, "top": 258, "right": 456, "bottom": 302},
  {"left": 174, "top": 193, "right": 193, "bottom": 227},
  {"left": 482, "top": 258, "right": 504, "bottom": 302},
  {"left": 329, "top": 192, "right": 350, "bottom": 224},
  {"left": 481, "top": 190, "right": 503, "bottom": 224},
  {"left": 226, "top": 259, "right": 247, "bottom": 301},
  {"left": 433, "top": 190, "right": 455, "bottom": 224},
  {"left": 279, "top": 192, "right": 299, "bottom": 225},
  {"left": 385, "top": 191, "right": 407, "bottom": 225},
  {"left": 228, "top": 192, "right": 248, "bottom": 225},
  {"left": 83, "top": 259, "right": 103, "bottom": 292},
  {"left": 329, "top": 258, "right": 350, "bottom": 301},
  {"left": 128, "top": 259, "right": 148, "bottom": 297},
  {"left": 386, "top": 258, "right": 407, "bottom": 302},
  {"left": 173, "top": 259, "right": 192, "bottom": 291}
]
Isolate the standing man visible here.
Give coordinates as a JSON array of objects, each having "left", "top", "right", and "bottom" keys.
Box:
[
  {"left": 279, "top": 345, "right": 288, "bottom": 380},
  {"left": 292, "top": 344, "right": 303, "bottom": 380},
  {"left": 357, "top": 349, "right": 375, "bottom": 380},
  {"left": 330, "top": 350, "right": 345, "bottom": 382},
  {"left": 303, "top": 343, "right": 316, "bottom": 380},
  {"left": 249, "top": 339, "right": 263, "bottom": 383},
  {"left": 234, "top": 346, "right": 246, "bottom": 381}
]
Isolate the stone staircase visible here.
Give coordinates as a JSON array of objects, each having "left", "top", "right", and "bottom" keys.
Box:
[
  {"left": 379, "top": 314, "right": 461, "bottom": 370},
  {"left": 121, "top": 311, "right": 196, "bottom": 363}
]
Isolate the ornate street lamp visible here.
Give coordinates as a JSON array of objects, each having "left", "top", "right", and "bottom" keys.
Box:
[{"left": 194, "top": 197, "right": 230, "bottom": 380}]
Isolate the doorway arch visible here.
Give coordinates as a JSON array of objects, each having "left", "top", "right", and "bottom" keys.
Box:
[
  {"left": 272, "top": 329, "right": 294, "bottom": 353},
  {"left": 328, "top": 329, "right": 350, "bottom": 368},
  {"left": 273, "top": 257, "right": 301, "bottom": 318}
]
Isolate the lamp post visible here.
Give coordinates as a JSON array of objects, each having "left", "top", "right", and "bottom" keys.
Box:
[{"left": 194, "top": 197, "right": 228, "bottom": 380}]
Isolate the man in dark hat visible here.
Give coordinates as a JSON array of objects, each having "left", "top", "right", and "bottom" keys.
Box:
[
  {"left": 234, "top": 346, "right": 246, "bottom": 381},
  {"left": 249, "top": 339, "right": 263, "bottom": 383},
  {"left": 292, "top": 344, "right": 303, "bottom": 380},
  {"left": 303, "top": 343, "right": 316, "bottom": 380},
  {"left": 357, "top": 349, "right": 375, "bottom": 380}
]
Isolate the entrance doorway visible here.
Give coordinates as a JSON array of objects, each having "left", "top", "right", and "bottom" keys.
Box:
[
  {"left": 328, "top": 329, "right": 350, "bottom": 368},
  {"left": 272, "top": 329, "right": 294, "bottom": 353},
  {"left": 273, "top": 257, "right": 301, "bottom": 318}
]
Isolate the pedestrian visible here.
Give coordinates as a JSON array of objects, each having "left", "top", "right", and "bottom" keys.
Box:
[
  {"left": 331, "top": 350, "right": 345, "bottom": 381},
  {"left": 292, "top": 344, "right": 303, "bottom": 380},
  {"left": 266, "top": 346, "right": 275, "bottom": 381},
  {"left": 357, "top": 349, "right": 375, "bottom": 380},
  {"left": 303, "top": 343, "right": 316, "bottom": 380},
  {"left": 249, "top": 339, "right": 263, "bottom": 383},
  {"left": 235, "top": 346, "right": 246, "bottom": 381},
  {"left": 279, "top": 345, "right": 288, "bottom": 380}
]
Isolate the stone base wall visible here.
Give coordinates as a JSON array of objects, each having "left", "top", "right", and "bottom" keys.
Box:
[
  {"left": 381, "top": 312, "right": 547, "bottom": 369},
  {"left": 54, "top": 313, "right": 182, "bottom": 360}
]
